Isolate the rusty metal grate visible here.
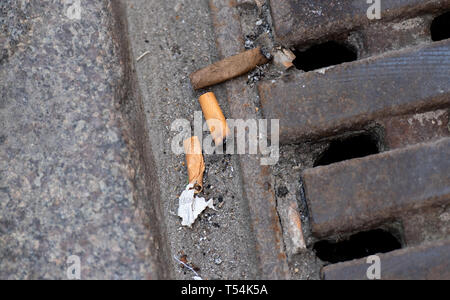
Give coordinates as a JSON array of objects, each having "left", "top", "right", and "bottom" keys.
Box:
[
  {"left": 268, "top": 0, "right": 450, "bottom": 280},
  {"left": 210, "top": 0, "right": 450, "bottom": 279}
]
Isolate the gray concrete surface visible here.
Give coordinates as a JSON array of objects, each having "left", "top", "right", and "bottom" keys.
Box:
[{"left": 0, "top": 0, "right": 168, "bottom": 279}]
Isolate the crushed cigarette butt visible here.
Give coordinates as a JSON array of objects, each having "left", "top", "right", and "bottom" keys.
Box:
[
  {"left": 273, "top": 48, "right": 296, "bottom": 70},
  {"left": 288, "top": 204, "right": 307, "bottom": 251},
  {"left": 190, "top": 47, "right": 270, "bottom": 90},
  {"left": 198, "top": 92, "right": 230, "bottom": 146},
  {"left": 184, "top": 136, "right": 205, "bottom": 193},
  {"left": 178, "top": 184, "right": 216, "bottom": 228}
]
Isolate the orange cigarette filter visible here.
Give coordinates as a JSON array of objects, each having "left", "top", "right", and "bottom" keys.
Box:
[
  {"left": 198, "top": 92, "right": 230, "bottom": 146},
  {"left": 183, "top": 136, "right": 205, "bottom": 193}
]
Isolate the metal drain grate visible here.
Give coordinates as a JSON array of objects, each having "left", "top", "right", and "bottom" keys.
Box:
[
  {"left": 303, "top": 138, "right": 450, "bottom": 238},
  {"left": 258, "top": 41, "right": 450, "bottom": 144},
  {"left": 268, "top": 0, "right": 450, "bottom": 280},
  {"left": 211, "top": 0, "right": 450, "bottom": 279},
  {"left": 322, "top": 239, "right": 450, "bottom": 280},
  {"left": 269, "top": 0, "right": 450, "bottom": 47}
]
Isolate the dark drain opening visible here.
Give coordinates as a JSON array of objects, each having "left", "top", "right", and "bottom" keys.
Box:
[
  {"left": 314, "top": 229, "right": 402, "bottom": 264},
  {"left": 293, "top": 41, "right": 357, "bottom": 72},
  {"left": 431, "top": 12, "right": 450, "bottom": 41},
  {"left": 314, "top": 132, "right": 380, "bottom": 167}
]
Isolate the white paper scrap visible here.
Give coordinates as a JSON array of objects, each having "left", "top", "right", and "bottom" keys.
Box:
[{"left": 178, "top": 184, "right": 215, "bottom": 227}]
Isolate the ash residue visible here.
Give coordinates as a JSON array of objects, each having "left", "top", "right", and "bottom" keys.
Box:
[
  {"left": 240, "top": 1, "right": 274, "bottom": 50},
  {"left": 247, "top": 64, "right": 268, "bottom": 86},
  {"left": 238, "top": 0, "right": 289, "bottom": 84}
]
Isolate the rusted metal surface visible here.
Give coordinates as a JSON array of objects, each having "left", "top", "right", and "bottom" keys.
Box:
[
  {"left": 401, "top": 205, "right": 450, "bottom": 246},
  {"left": 380, "top": 109, "right": 450, "bottom": 150},
  {"left": 257, "top": 0, "right": 450, "bottom": 280},
  {"left": 269, "top": 0, "right": 450, "bottom": 46},
  {"left": 258, "top": 40, "right": 450, "bottom": 144},
  {"left": 357, "top": 16, "right": 433, "bottom": 58},
  {"left": 303, "top": 138, "right": 450, "bottom": 238},
  {"left": 322, "top": 239, "right": 450, "bottom": 280},
  {"left": 209, "top": 0, "right": 290, "bottom": 279}
]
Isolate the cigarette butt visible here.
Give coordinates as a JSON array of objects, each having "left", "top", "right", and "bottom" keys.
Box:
[
  {"left": 273, "top": 48, "right": 296, "bottom": 70},
  {"left": 198, "top": 92, "right": 230, "bottom": 146},
  {"left": 288, "top": 202, "right": 306, "bottom": 252},
  {"left": 184, "top": 136, "right": 205, "bottom": 193},
  {"left": 190, "top": 47, "right": 269, "bottom": 90}
]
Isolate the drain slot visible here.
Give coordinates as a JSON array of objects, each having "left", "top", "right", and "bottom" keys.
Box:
[
  {"left": 314, "top": 132, "right": 380, "bottom": 167},
  {"left": 313, "top": 229, "right": 402, "bottom": 264},
  {"left": 431, "top": 12, "right": 450, "bottom": 41},
  {"left": 293, "top": 41, "right": 357, "bottom": 72}
]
